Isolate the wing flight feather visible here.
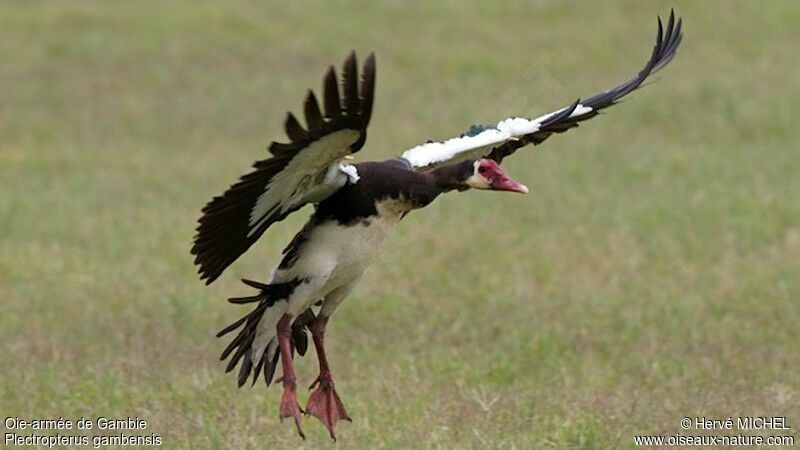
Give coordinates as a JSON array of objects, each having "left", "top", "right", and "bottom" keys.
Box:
[{"left": 192, "top": 52, "right": 377, "bottom": 284}]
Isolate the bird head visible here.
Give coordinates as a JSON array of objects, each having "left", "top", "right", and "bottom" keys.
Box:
[{"left": 463, "top": 159, "right": 529, "bottom": 194}]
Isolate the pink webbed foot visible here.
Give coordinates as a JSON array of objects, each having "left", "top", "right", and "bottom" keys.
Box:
[
  {"left": 279, "top": 384, "right": 305, "bottom": 439},
  {"left": 306, "top": 376, "right": 351, "bottom": 440}
]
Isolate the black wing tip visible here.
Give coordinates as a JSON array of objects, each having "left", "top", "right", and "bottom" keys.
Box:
[
  {"left": 324, "top": 64, "right": 339, "bottom": 87},
  {"left": 358, "top": 51, "right": 377, "bottom": 135},
  {"left": 343, "top": 51, "right": 358, "bottom": 86},
  {"left": 342, "top": 51, "right": 361, "bottom": 121},
  {"left": 362, "top": 51, "right": 376, "bottom": 73},
  {"left": 581, "top": 9, "right": 682, "bottom": 110},
  {"left": 283, "top": 112, "right": 305, "bottom": 141},
  {"left": 263, "top": 50, "right": 377, "bottom": 143},
  {"left": 655, "top": 9, "right": 683, "bottom": 64},
  {"left": 345, "top": 50, "right": 357, "bottom": 66},
  {"left": 193, "top": 255, "right": 220, "bottom": 284},
  {"left": 516, "top": 9, "right": 682, "bottom": 154},
  {"left": 361, "top": 52, "right": 377, "bottom": 90},
  {"left": 540, "top": 98, "right": 580, "bottom": 127},
  {"left": 193, "top": 252, "right": 226, "bottom": 285}
]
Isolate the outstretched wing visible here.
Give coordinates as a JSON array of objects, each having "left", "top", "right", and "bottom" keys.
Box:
[
  {"left": 400, "top": 10, "right": 682, "bottom": 171},
  {"left": 192, "top": 52, "right": 377, "bottom": 284}
]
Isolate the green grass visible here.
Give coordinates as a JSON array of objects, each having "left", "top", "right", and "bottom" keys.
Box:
[{"left": 2, "top": 1, "right": 799, "bottom": 448}]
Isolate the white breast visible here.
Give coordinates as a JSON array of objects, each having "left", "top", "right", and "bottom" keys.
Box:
[{"left": 271, "top": 198, "right": 411, "bottom": 299}]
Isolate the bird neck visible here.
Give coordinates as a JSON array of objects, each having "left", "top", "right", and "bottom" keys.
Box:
[{"left": 429, "top": 161, "right": 472, "bottom": 193}]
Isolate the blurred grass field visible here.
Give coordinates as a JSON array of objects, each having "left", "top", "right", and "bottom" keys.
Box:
[{"left": 2, "top": 0, "right": 799, "bottom": 448}]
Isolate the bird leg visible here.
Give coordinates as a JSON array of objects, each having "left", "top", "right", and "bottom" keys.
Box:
[
  {"left": 277, "top": 314, "right": 305, "bottom": 439},
  {"left": 305, "top": 316, "right": 351, "bottom": 440}
]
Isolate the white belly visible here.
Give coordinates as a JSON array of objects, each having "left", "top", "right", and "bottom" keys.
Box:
[
  {"left": 252, "top": 199, "right": 410, "bottom": 363},
  {"left": 304, "top": 217, "right": 395, "bottom": 287},
  {"left": 272, "top": 200, "right": 406, "bottom": 308}
]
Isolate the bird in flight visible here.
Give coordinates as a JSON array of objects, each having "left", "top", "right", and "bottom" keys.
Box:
[{"left": 191, "top": 11, "right": 682, "bottom": 440}]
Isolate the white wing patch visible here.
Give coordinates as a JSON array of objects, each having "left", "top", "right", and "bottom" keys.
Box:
[
  {"left": 339, "top": 164, "right": 359, "bottom": 183},
  {"left": 401, "top": 104, "right": 593, "bottom": 169},
  {"left": 401, "top": 128, "right": 507, "bottom": 168},
  {"left": 249, "top": 129, "right": 359, "bottom": 231}
]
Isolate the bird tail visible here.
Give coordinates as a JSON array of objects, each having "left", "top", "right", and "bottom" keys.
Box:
[{"left": 217, "top": 278, "right": 315, "bottom": 387}]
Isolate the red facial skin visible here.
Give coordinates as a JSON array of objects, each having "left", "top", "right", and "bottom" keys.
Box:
[{"left": 477, "top": 159, "right": 529, "bottom": 193}]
